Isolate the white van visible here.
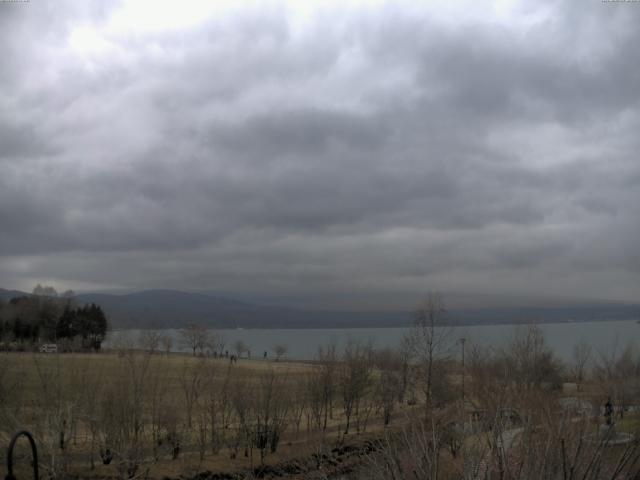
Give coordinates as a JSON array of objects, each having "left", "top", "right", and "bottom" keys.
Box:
[{"left": 39, "top": 344, "right": 58, "bottom": 353}]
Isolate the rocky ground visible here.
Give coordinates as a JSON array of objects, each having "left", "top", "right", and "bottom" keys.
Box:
[{"left": 170, "top": 440, "right": 380, "bottom": 480}]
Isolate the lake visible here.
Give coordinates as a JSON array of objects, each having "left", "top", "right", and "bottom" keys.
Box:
[{"left": 105, "top": 319, "right": 640, "bottom": 362}]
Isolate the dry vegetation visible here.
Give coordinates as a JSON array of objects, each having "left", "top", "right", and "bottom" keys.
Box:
[
  {"left": 2, "top": 296, "right": 640, "bottom": 479},
  {"left": 0, "top": 344, "right": 415, "bottom": 479}
]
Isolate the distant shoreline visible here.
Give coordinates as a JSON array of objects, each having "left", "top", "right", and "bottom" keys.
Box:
[{"left": 109, "top": 317, "right": 639, "bottom": 331}]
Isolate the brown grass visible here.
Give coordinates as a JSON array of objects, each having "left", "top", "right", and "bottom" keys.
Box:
[{"left": 0, "top": 351, "right": 404, "bottom": 479}]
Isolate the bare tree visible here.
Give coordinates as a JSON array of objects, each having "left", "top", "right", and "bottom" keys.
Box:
[
  {"left": 506, "top": 324, "right": 563, "bottom": 390},
  {"left": 406, "top": 292, "right": 453, "bottom": 413},
  {"left": 571, "top": 339, "right": 592, "bottom": 386},
  {"left": 312, "top": 342, "right": 338, "bottom": 431},
  {"left": 160, "top": 334, "right": 173, "bottom": 356},
  {"left": 361, "top": 407, "right": 640, "bottom": 480},
  {"left": 0, "top": 354, "right": 24, "bottom": 444},
  {"left": 253, "top": 369, "right": 291, "bottom": 463},
  {"left": 289, "top": 375, "right": 308, "bottom": 436},
  {"left": 339, "top": 341, "right": 373, "bottom": 435},
  {"left": 33, "top": 284, "right": 58, "bottom": 297},
  {"left": 207, "top": 332, "right": 225, "bottom": 356},
  {"left": 307, "top": 369, "right": 326, "bottom": 432},
  {"left": 203, "top": 362, "right": 233, "bottom": 454},
  {"left": 178, "top": 359, "right": 206, "bottom": 428},
  {"left": 146, "top": 357, "right": 170, "bottom": 462},
  {"left": 138, "top": 330, "right": 162, "bottom": 354},
  {"left": 31, "top": 354, "right": 77, "bottom": 477},
  {"left": 366, "top": 423, "right": 444, "bottom": 480},
  {"left": 233, "top": 340, "right": 248, "bottom": 358},
  {"left": 273, "top": 344, "right": 288, "bottom": 361},
  {"left": 594, "top": 341, "right": 640, "bottom": 420},
  {"left": 180, "top": 324, "right": 209, "bottom": 356},
  {"left": 374, "top": 349, "right": 402, "bottom": 426},
  {"left": 230, "top": 376, "right": 253, "bottom": 460},
  {"left": 397, "top": 336, "right": 412, "bottom": 403},
  {"left": 98, "top": 351, "right": 153, "bottom": 479}
]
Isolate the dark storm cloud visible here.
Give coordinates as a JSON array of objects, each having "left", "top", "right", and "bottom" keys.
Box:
[
  {"left": 1, "top": 0, "right": 639, "bottom": 304},
  {"left": 0, "top": 119, "right": 56, "bottom": 160}
]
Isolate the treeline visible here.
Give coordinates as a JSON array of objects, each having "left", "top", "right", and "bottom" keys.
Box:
[{"left": 0, "top": 284, "right": 108, "bottom": 351}]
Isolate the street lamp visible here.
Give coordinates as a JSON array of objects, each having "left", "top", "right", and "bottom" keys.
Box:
[{"left": 459, "top": 337, "right": 466, "bottom": 407}]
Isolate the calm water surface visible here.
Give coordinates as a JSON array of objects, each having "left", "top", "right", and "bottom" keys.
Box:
[{"left": 105, "top": 319, "right": 640, "bottom": 362}]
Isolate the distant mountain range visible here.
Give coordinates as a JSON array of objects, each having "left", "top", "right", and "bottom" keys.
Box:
[
  {"left": 1, "top": 288, "right": 638, "bottom": 329},
  {"left": 0, "top": 289, "right": 30, "bottom": 302}
]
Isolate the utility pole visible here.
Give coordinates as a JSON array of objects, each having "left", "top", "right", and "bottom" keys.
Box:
[{"left": 459, "top": 337, "right": 466, "bottom": 407}]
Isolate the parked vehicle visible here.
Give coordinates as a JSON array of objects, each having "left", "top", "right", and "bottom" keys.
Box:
[{"left": 39, "top": 343, "right": 58, "bottom": 353}]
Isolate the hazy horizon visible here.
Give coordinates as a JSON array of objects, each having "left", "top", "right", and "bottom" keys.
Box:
[{"left": 2, "top": 284, "right": 638, "bottom": 312}]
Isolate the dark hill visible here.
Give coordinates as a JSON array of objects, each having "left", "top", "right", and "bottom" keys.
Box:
[
  {"left": 0, "top": 288, "right": 30, "bottom": 301},
  {"left": 2, "top": 288, "right": 638, "bottom": 329},
  {"left": 76, "top": 290, "right": 406, "bottom": 329},
  {"left": 76, "top": 290, "right": 640, "bottom": 329}
]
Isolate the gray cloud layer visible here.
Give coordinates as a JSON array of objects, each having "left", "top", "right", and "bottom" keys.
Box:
[{"left": 1, "top": 1, "right": 639, "bottom": 307}]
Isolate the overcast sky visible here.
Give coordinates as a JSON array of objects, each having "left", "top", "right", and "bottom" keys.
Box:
[{"left": 1, "top": 0, "right": 639, "bottom": 308}]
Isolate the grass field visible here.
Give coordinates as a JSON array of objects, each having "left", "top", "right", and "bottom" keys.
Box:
[
  {"left": 3, "top": 344, "right": 636, "bottom": 480},
  {"left": 0, "top": 350, "right": 403, "bottom": 479}
]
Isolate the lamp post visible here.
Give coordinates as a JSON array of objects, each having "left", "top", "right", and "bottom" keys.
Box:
[{"left": 459, "top": 337, "right": 466, "bottom": 407}]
